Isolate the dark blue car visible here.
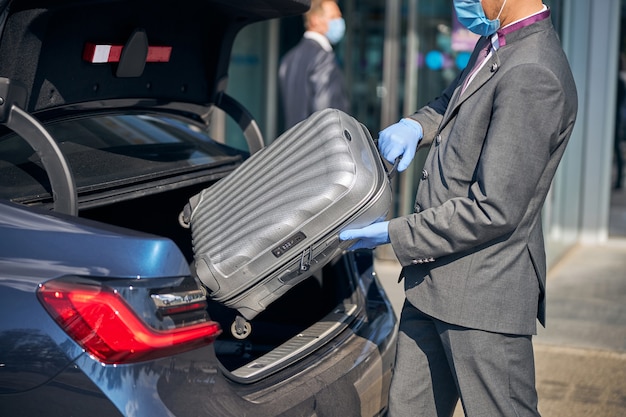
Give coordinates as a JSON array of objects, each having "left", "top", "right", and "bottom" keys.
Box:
[{"left": 0, "top": 0, "right": 397, "bottom": 416}]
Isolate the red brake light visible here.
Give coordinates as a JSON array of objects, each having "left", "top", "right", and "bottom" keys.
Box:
[{"left": 37, "top": 279, "right": 221, "bottom": 364}]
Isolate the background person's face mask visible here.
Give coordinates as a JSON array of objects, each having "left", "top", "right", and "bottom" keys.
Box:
[
  {"left": 454, "top": 0, "right": 507, "bottom": 37},
  {"left": 325, "top": 17, "right": 345, "bottom": 44}
]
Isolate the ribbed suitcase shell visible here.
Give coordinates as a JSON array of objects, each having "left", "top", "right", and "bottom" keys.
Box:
[{"left": 182, "top": 109, "right": 392, "bottom": 320}]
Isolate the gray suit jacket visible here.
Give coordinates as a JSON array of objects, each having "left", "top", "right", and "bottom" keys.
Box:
[
  {"left": 278, "top": 37, "right": 349, "bottom": 129},
  {"left": 388, "top": 17, "right": 578, "bottom": 335}
]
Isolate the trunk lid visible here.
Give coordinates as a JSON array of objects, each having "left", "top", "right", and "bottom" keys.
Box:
[{"left": 0, "top": 0, "right": 308, "bottom": 121}]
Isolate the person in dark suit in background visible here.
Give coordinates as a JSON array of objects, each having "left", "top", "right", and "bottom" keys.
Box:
[
  {"left": 278, "top": 0, "right": 349, "bottom": 129},
  {"left": 340, "top": 0, "right": 578, "bottom": 416}
]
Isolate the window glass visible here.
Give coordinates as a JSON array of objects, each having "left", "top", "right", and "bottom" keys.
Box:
[
  {"left": 0, "top": 114, "right": 242, "bottom": 202},
  {"left": 225, "top": 21, "right": 272, "bottom": 150}
]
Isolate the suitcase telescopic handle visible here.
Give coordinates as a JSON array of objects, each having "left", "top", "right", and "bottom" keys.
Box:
[
  {"left": 374, "top": 138, "right": 400, "bottom": 180},
  {"left": 388, "top": 157, "right": 400, "bottom": 179}
]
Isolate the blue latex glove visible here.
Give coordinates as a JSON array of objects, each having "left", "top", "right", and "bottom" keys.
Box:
[
  {"left": 339, "top": 221, "right": 390, "bottom": 250},
  {"left": 378, "top": 118, "right": 423, "bottom": 172}
]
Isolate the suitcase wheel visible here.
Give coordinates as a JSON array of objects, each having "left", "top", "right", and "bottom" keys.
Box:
[{"left": 231, "top": 316, "right": 252, "bottom": 339}]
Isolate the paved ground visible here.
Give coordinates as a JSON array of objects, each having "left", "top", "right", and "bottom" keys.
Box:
[
  {"left": 533, "top": 239, "right": 626, "bottom": 417},
  {"left": 374, "top": 186, "right": 626, "bottom": 416}
]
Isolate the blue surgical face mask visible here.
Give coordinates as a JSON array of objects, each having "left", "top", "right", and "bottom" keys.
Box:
[
  {"left": 325, "top": 17, "right": 345, "bottom": 44},
  {"left": 454, "top": 0, "right": 507, "bottom": 37}
]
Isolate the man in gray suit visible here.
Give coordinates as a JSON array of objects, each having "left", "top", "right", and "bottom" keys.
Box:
[
  {"left": 278, "top": 0, "right": 349, "bottom": 129},
  {"left": 340, "top": 0, "right": 578, "bottom": 416}
]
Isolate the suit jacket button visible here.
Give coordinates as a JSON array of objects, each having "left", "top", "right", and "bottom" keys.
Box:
[
  {"left": 436, "top": 135, "right": 442, "bottom": 144},
  {"left": 421, "top": 169, "right": 429, "bottom": 180}
]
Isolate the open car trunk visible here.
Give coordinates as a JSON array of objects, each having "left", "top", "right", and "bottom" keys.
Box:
[
  {"left": 79, "top": 179, "right": 369, "bottom": 383},
  {"left": 0, "top": 107, "right": 378, "bottom": 386}
]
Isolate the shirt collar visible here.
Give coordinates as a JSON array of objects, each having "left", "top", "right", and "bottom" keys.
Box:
[
  {"left": 304, "top": 31, "right": 333, "bottom": 52},
  {"left": 493, "top": 5, "right": 549, "bottom": 48}
]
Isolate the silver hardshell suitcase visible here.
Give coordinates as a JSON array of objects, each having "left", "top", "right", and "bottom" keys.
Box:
[{"left": 179, "top": 109, "right": 393, "bottom": 333}]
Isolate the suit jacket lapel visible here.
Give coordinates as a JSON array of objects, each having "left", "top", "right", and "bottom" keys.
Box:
[
  {"left": 440, "top": 50, "right": 501, "bottom": 129},
  {"left": 461, "top": 52, "right": 501, "bottom": 100}
]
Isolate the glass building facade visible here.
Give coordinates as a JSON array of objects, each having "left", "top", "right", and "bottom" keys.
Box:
[{"left": 214, "top": 0, "right": 623, "bottom": 268}]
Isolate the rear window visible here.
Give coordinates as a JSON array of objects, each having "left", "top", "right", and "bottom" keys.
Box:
[{"left": 0, "top": 114, "right": 243, "bottom": 202}]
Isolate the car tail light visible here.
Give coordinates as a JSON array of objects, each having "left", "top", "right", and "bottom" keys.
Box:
[{"left": 37, "top": 277, "right": 221, "bottom": 364}]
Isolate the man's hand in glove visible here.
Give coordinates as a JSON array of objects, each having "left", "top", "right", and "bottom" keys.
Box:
[
  {"left": 339, "top": 221, "right": 390, "bottom": 250},
  {"left": 378, "top": 118, "right": 423, "bottom": 172}
]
